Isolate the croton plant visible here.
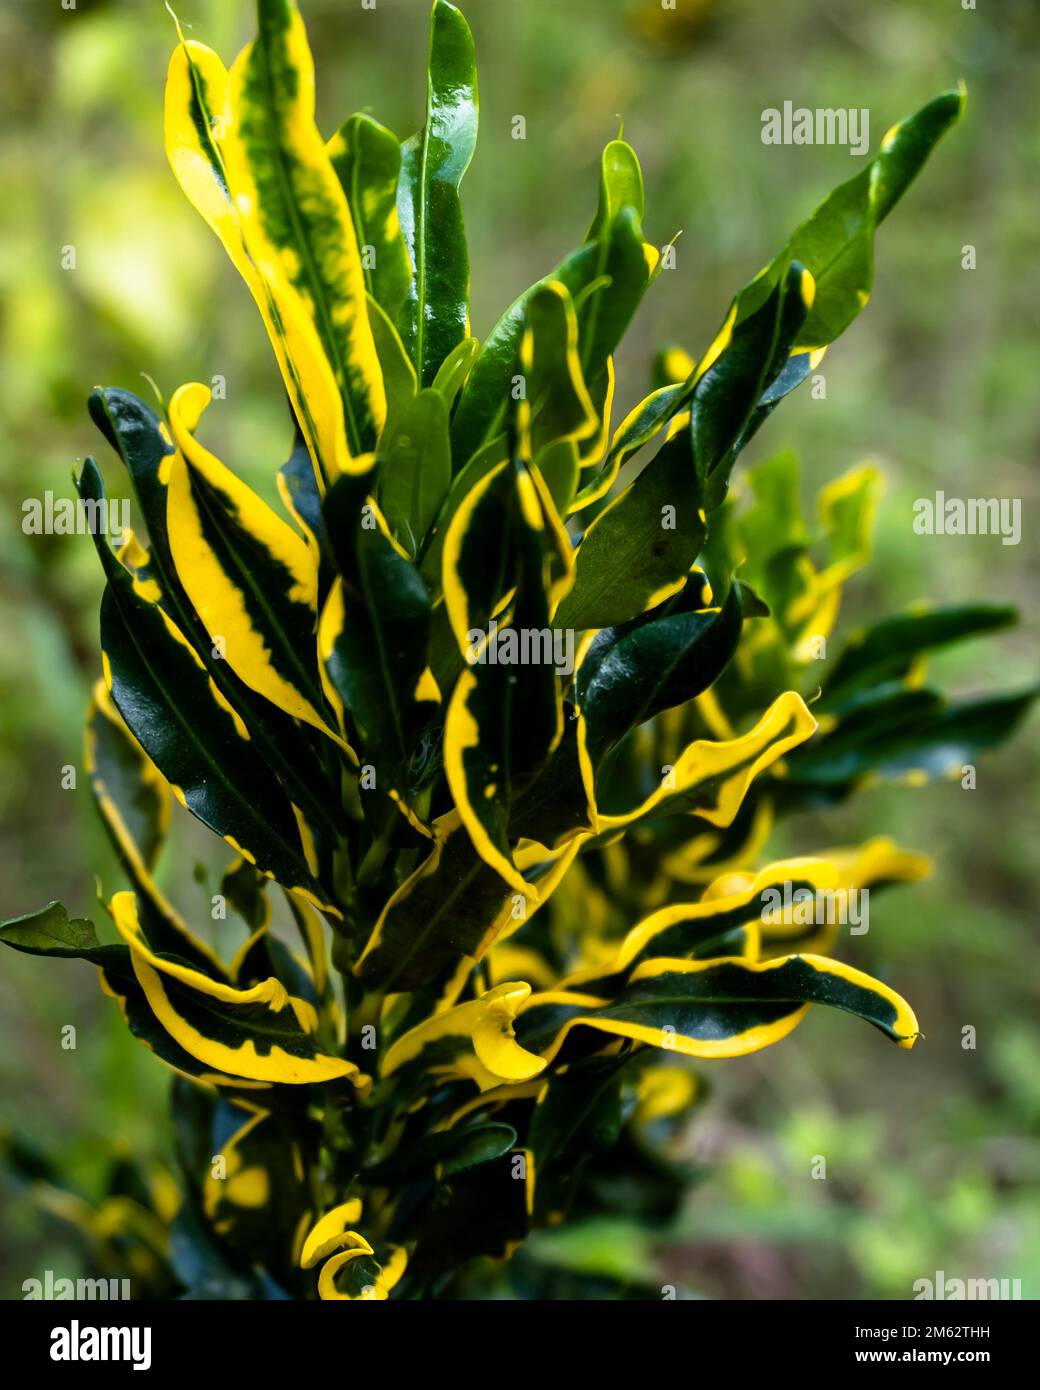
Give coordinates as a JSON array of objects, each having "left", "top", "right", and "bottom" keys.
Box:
[{"left": 3, "top": 0, "right": 1033, "bottom": 1300}]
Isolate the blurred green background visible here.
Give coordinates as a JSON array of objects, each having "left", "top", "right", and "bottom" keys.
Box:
[{"left": 1, "top": 0, "right": 1036, "bottom": 1299}]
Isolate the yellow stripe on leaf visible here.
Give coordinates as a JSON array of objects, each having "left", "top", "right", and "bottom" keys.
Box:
[
  {"left": 598, "top": 690, "right": 817, "bottom": 833},
  {"left": 165, "top": 383, "right": 348, "bottom": 746},
  {"left": 299, "top": 1199, "right": 364, "bottom": 1268},
  {"left": 381, "top": 981, "right": 547, "bottom": 1091},
  {"left": 129, "top": 953, "right": 362, "bottom": 1086},
  {"left": 222, "top": 0, "right": 386, "bottom": 467},
  {"left": 109, "top": 891, "right": 315, "bottom": 1031},
  {"left": 164, "top": 36, "right": 350, "bottom": 490}
]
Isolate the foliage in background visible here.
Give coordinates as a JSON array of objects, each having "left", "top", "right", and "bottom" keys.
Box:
[{"left": 2, "top": 0, "right": 1040, "bottom": 1301}]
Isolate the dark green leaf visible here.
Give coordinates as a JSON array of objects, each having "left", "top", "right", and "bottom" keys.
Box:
[
  {"left": 578, "top": 579, "right": 743, "bottom": 761},
  {"left": 397, "top": 0, "right": 478, "bottom": 386},
  {"left": 739, "top": 88, "right": 966, "bottom": 348},
  {"left": 89, "top": 387, "right": 342, "bottom": 842},
  {"left": 556, "top": 426, "right": 705, "bottom": 632},
  {"left": 691, "top": 261, "right": 812, "bottom": 511},
  {"left": 819, "top": 603, "right": 1018, "bottom": 712}
]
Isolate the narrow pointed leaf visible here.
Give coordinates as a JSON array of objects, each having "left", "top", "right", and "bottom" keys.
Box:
[
  {"left": 86, "top": 680, "right": 227, "bottom": 976},
  {"left": 596, "top": 689, "right": 817, "bottom": 831},
  {"left": 517, "top": 953, "right": 920, "bottom": 1063},
  {"left": 819, "top": 603, "right": 1018, "bottom": 712},
  {"left": 365, "top": 293, "right": 419, "bottom": 435},
  {"left": 164, "top": 34, "right": 352, "bottom": 487},
  {"left": 397, "top": 0, "right": 478, "bottom": 386},
  {"left": 571, "top": 858, "right": 850, "bottom": 990},
  {"left": 442, "top": 466, "right": 565, "bottom": 888},
  {"left": 739, "top": 88, "right": 966, "bottom": 349},
  {"left": 786, "top": 686, "right": 1038, "bottom": 787},
  {"left": 508, "top": 705, "right": 599, "bottom": 849},
  {"left": 223, "top": 0, "right": 386, "bottom": 460},
  {"left": 691, "top": 261, "right": 814, "bottom": 510},
  {"left": 89, "top": 387, "right": 343, "bottom": 840},
  {"left": 430, "top": 335, "right": 480, "bottom": 408},
  {"left": 276, "top": 421, "right": 335, "bottom": 591},
  {"left": 328, "top": 112, "right": 412, "bottom": 321},
  {"left": 577, "top": 579, "right": 744, "bottom": 761},
  {"left": 450, "top": 239, "right": 604, "bottom": 468},
  {"left": 165, "top": 383, "right": 336, "bottom": 740},
  {"left": 578, "top": 205, "right": 653, "bottom": 394},
  {"left": 354, "top": 814, "right": 514, "bottom": 992},
  {"left": 518, "top": 281, "right": 598, "bottom": 461},
  {"left": 419, "top": 432, "right": 509, "bottom": 589},
  {"left": 319, "top": 483, "right": 438, "bottom": 801},
  {"left": 355, "top": 812, "right": 578, "bottom": 992},
  {"left": 78, "top": 459, "right": 334, "bottom": 908},
  {"left": 556, "top": 420, "right": 704, "bottom": 632},
  {"left": 109, "top": 892, "right": 360, "bottom": 1086}
]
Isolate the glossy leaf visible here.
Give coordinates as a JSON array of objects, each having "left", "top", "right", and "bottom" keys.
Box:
[
  {"left": 277, "top": 423, "right": 332, "bottom": 579},
  {"left": 86, "top": 679, "right": 168, "bottom": 874},
  {"left": 223, "top": 0, "right": 386, "bottom": 463},
  {"left": 517, "top": 281, "right": 598, "bottom": 460},
  {"left": 89, "top": 387, "right": 343, "bottom": 841},
  {"left": 201, "top": 1109, "right": 309, "bottom": 1264},
  {"left": 443, "top": 464, "right": 567, "bottom": 889},
  {"left": 569, "top": 857, "right": 852, "bottom": 990},
  {"left": 165, "top": 383, "right": 336, "bottom": 741},
  {"left": 11, "top": 0, "right": 1019, "bottom": 1298},
  {"left": 527, "top": 1055, "right": 627, "bottom": 1221},
  {"left": 596, "top": 688, "right": 817, "bottom": 831},
  {"left": 577, "top": 578, "right": 744, "bottom": 762},
  {"left": 578, "top": 205, "right": 653, "bottom": 395},
  {"left": 354, "top": 812, "right": 579, "bottom": 993},
  {"left": 450, "top": 135, "right": 648, "bottom": 469},
  {"left": 556, "top": 419, "right": 705, "bottom": 632},
  {"left": 363, "top": 1122, "right": 517, "bottom": 1183},
  {"left": 107, "top": 891, "right": 360, "bottom": 1087},
  {"left": 585, "top": 137, "right": 645, "bottom": 241},
  {"left": 785, "top": 686, "right": 1038, "bottom": 788},
  {"left": 508, "top": 705, "right": 599, "bottom": 850},
  {"left": 164, "top": 32, "right": 354, "bottom": 486},
  {"left": 382, "top": 979, "right": 546, "bottom": 1091},
  {"left": 516, "top": 953, "right": 920, "bottom": 1063},
  {"left": 431, "top": 334, "right": 480, "bottom": 407},
  {"left": 354, "top": 813, "right": 513, "bottom": 991},
  {"left": 86, "top": 680, "right": 226, "bottom": 976},
  {"left": 79, "top": 459, "right": 334, "bottom": 908},
  {"left": 450, "top": 239, "right": 603, "bottom": 469},
  {"left": 319, "top": 483, "right": 439, "bottom": 804},
  {"left": 397, "top": 0, "right": 478, "bottom": 386},
  {"left": 691, "top": 261, "right": 814, "bottom": 511},
  {"left": 328, "top": 112, "right": 412, "bottom": 321}
]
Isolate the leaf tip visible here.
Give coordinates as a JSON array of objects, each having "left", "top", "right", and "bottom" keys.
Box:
[{"left": 164, "top": 1, "right": 187, "bottom": 46}]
